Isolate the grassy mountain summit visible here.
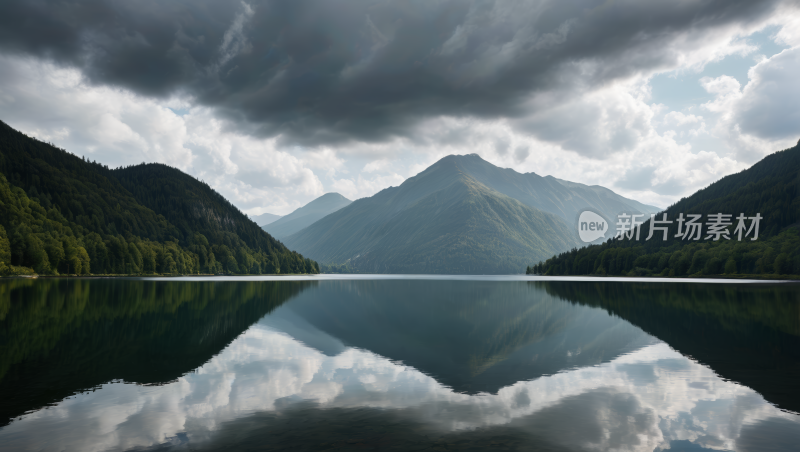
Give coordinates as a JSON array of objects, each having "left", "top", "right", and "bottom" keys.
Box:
[
  {"left": 284, "top": 155, "right": 589, "bottom": 274},
  {"left": 444, "top": 154, "right": 661, "bottom": 224},
  {"left": 0, "top": 120, "right": 317, "bottom": 276},
  {"left": 263, "top": 192, "right": 352, "bottom": 239},
  {"left": 532, "top": 141, "right": 800, "bottom": 277}
]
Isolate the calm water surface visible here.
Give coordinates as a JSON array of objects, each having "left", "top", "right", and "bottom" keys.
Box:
[{"left": 0, "top": 276, "right": 799, "bottom": 451}]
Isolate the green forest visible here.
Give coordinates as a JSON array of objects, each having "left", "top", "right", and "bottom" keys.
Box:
[
  {"left": 529, "top": 141, "right": 800, "bottom": 278},
  {"left": 0, "top": 120, "right": 318, "bottom": 276}
]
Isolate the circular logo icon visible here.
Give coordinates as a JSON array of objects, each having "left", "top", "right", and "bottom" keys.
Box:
[{"left": 578, "top": 210, "right": 608, "bottom": 243}]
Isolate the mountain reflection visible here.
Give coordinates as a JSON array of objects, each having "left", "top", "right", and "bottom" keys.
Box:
[
  {"left": 1, "top": 277, "right": 799, "bottom": 452},
  {"left": 537, "top": 281, "right": 800, "bottom": 413},
  {"left": 265, "top": 280, "right": 655, "bottom": 394},
  {"left": 0, "top": 278, "right": 314, "bottom": 426}
]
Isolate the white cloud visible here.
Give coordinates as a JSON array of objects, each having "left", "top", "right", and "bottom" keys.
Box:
[
  {"left": 736, "top": 47, "right": 800, "bottom": 140},
  {"left": 701, "top": 75, "right": 743, "bottom": 113},
  {"left": 331, "top": 172, "right": 406, "bottom": 200},
  {"left": 696, "top": 47, "right": 800, "bottom": 162},
  {"left": 0, "top": 55, "right": 194, "bottom": 170},
  {"left": 663, "top": 111, "right": 704, "bottom": 128},
  {"left": 774, "top": 6, "right": 800, "bottom": 47}
]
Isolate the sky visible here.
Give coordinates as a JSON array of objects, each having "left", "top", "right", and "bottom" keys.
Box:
[{"left": 0, "top": 0, "right": 799, "bottom": 216}]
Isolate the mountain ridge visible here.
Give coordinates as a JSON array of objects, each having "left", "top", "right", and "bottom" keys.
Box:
[{"left": 263, "top": 192, "right": 352, "bottom": 239}]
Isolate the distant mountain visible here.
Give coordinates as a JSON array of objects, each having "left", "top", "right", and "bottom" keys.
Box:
[
  {"left": 284, "top": 155, "right": 591, "bottom": 274},
  {"left": 251, "top": 212, "right": 281, "bottom": 226},
  {"left": 0, "top": 120, "right": 318, "bottom": 276},
  {"left": 534, "top": 141, "right": 800, "bottom": 277},
  {"left": 263, "top": 193, "right": 352, "bottom": 239}
]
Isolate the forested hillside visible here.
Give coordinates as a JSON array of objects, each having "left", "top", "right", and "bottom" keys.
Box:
[
  {"left": 0, "top": 120, "right": 318, "bottom": 276},
  {"left": 113, "top": 163, "right": 316, "bottom": 274},
  {"left": 530, "top": 141, "right": 800, "bottom": 277}
]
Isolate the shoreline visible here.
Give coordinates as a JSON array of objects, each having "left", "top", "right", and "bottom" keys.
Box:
[{"left": 3, "top": 274, "right": 798, "bottom": 284}]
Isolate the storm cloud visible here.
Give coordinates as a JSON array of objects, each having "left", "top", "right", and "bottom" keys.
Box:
[
  {"left": 1, "top": 0, "right": 799, "bottom": 214},
  {"left": 0, "top": 0, "right": 786, "bottom": 147}
]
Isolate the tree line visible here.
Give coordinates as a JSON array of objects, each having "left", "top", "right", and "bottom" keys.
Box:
[{"left": 527, "top": 227, "right": 799, "bottom": 277}]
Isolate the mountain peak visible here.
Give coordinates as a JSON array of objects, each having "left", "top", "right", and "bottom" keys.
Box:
[
  {"left": 320, "top": 192, "right": 345, "bottom": 198},
  {"left": 309, "top": 192, "right": 351, "bottom": 205}
]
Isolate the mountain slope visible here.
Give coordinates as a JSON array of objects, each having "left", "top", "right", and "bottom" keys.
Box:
[
  {"left": 0, "top": 120, "right": 179, "bottom": 241},
  {"left": 263, "top": 193, "right": 352, "bottom": 239},
  {"left": 553, "top": 177, "right": 661, "bottom": 219},
  {"left": 112, "top": 163, "right": 285, "bottom": 255},
  {"left": 252, "top": 212, "right": 281, "bottom": 226},
  {"left": 534, "top": 141, "right": 800, "bottom": 276},
  {"left": 284, "top": 157, "right": 582, "bottom": 274},
  {"left": 0, "top": 120, "right": 317, "bottom": 275},
  {"left": 448, "top": 154, "right": 661, "bottom": 223}
]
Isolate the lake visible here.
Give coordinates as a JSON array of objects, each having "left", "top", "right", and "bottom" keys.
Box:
[{"left": 1, "top": 276, "right": 799, "bottom": 451}]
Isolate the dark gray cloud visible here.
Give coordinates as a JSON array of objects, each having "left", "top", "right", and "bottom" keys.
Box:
[{"left": 0, "top": 0, "right": 784, "bottom": 147}]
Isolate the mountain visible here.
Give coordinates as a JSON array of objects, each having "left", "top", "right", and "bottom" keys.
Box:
[
  {"left": 533, "top": 141, "right": 800, "bottom": 277},
  {"left": 262, "top": 192, "right": 352, "bottom": 239},
  {"left": 283, "top": 154, "right": 660, "bottom": 274},
  {"left": 0, "top": 120, "right": 318, "bottom": 276},
  {"left": 283, "top": 155, "right": 590, "bottom": 274},
  {"left": 251, "top": 212, "right": 281, "bottom": 226}
]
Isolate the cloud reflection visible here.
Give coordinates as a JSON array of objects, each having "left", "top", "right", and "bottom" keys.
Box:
[{"left": 1, "top": 317, "right": 798, "bottom": 452}]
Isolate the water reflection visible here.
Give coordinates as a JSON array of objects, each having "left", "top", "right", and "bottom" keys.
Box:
[
  {"left": 0, "top": 278, "right": 314, "bottom": 426},
  {"left": 0, "top": 278, "right": 798, "bottom": 451},
  {"left": 540, "top": 281, "right": 800, "bottom": 413},
  {"left": 264, "top": 280, "right": 656, "bottom": 394}
]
